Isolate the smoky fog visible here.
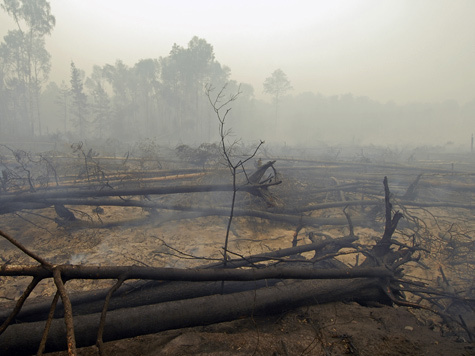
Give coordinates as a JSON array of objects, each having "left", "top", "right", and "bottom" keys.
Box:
[
  {"left": 1, "top": 1, "right": 475, "bottom": 354},
  {"left": 1, "top": 1, "right": 474, "bottom": 149}
]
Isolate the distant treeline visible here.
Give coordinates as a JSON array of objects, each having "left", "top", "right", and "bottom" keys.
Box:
[{"left": 0, "top": 0, "right": 473, "bottom": 147}]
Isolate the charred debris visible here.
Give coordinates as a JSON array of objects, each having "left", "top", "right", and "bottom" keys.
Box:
[{"left": 0, "top": 142, "right": 474, "bottom": 354}]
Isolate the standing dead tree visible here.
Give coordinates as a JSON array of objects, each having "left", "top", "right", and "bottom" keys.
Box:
[{"left": 205, "top": 83, "right": 266, "bottom": 268}]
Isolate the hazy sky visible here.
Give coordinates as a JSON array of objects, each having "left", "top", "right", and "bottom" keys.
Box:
[{"left": 1, "top": 0, "right": 474, "bottom": 104}]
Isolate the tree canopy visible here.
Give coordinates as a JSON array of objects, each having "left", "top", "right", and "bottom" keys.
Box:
[
  {"left": 263, "top": 69, "right": 293, "bottom": 104},
  {"left": 0, "top": 0, "right": 55, "bottom": 136}
]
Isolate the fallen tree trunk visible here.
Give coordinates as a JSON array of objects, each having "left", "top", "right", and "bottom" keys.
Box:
[
  {"left": 3, "top": 235, "right": 357, "bottom": 322},
  {"left": 0, "top": 181, "right": 281, "bottom": 205},
  {"left": 0, "top": 177, "right": 421, "bottom": 355},
  {"left": 45, "top": 170, "right": 207, "bottom": 190},
  {"left": 1, "top": 196, "right": 369, "bottom": 228},
  {"left": 6, "top": 280, "right": 278, "bottom": 323},
  {"left": 0, "top": 278, "right": 387, "bottom": 355},
  {"left": 3, "top": 196, "right": 381, "bottom": 214},
  {"left": 0, "top": 264, "right": 391, "bottom": 282}
]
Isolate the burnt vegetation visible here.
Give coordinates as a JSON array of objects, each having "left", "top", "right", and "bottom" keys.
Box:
[
  {"left": 1, "top": 1, "right": 475, "bottom": 355},
  {"left": 0, "top": 132, "right": 475, "bottom": 355}
]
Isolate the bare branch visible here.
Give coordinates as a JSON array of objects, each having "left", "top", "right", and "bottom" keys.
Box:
[
  {"left": 53, "top": 268, "right": 77, "bottom": 355},
  {"left": 0, "top": 276, "right": 42, "bottom": 335},
  {"left": 96, "top": 276, "right": 126, "bottom": 355},
  {"left": 0, "top": 230, "right": 52, "bottom": 268},
  {"left": 37, "top": 291, "right": 61, "bottom": 356}
]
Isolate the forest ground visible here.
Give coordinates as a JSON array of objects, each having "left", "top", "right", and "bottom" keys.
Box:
[{"left": 1, "top": 143, "right": 475, "bottom": 355}]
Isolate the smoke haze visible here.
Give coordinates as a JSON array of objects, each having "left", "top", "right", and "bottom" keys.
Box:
[
  {"left": 1, "top": 0, "right": 474, "bottom": 147},
  {"left": 1, "top": 0, "right": 474, "bottom": 104}
]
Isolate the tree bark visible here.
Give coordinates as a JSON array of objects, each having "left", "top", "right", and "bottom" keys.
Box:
[
  {"left": 0, "top": 182, "right": 280, "bottom": 204},
  {"left": 0, "top": 264, "right": 391, "bottom": 282},
  {"left": 0, "top": 278, "right": 387, "bottom": 355}
]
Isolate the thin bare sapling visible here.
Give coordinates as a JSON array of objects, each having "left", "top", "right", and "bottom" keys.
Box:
[{"left": 205, "top": 83, "right": 264, "bottom": 268}]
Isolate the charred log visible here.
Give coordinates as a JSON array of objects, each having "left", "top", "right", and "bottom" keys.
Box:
[
  {"left": 0, "top": 278, "right": 387, "bottom": 355},
  {"left": 1, "top": 235, "right": 358, "bottom": 323}
]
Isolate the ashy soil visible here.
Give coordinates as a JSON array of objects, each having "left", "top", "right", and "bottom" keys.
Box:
[
  {"left": 1, "top": 153, "right": 475, "bottom": 355},
  {"left": 1, "top": 208, "right": 474, "bottom": 355},
  {"left": 46, "top": 302, "right": 473, "bottom": 356}
]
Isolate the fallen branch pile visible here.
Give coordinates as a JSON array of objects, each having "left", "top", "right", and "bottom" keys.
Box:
[
  {"left": 1, "top": 176, "right": 473, "bottom": 355},
  {"left": 1, "top": 142, "right": 475, "bottom": 354}
]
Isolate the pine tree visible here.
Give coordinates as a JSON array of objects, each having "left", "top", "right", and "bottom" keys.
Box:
[{"left": 70, "top": 61, "right": 88, "bottom": 138}]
